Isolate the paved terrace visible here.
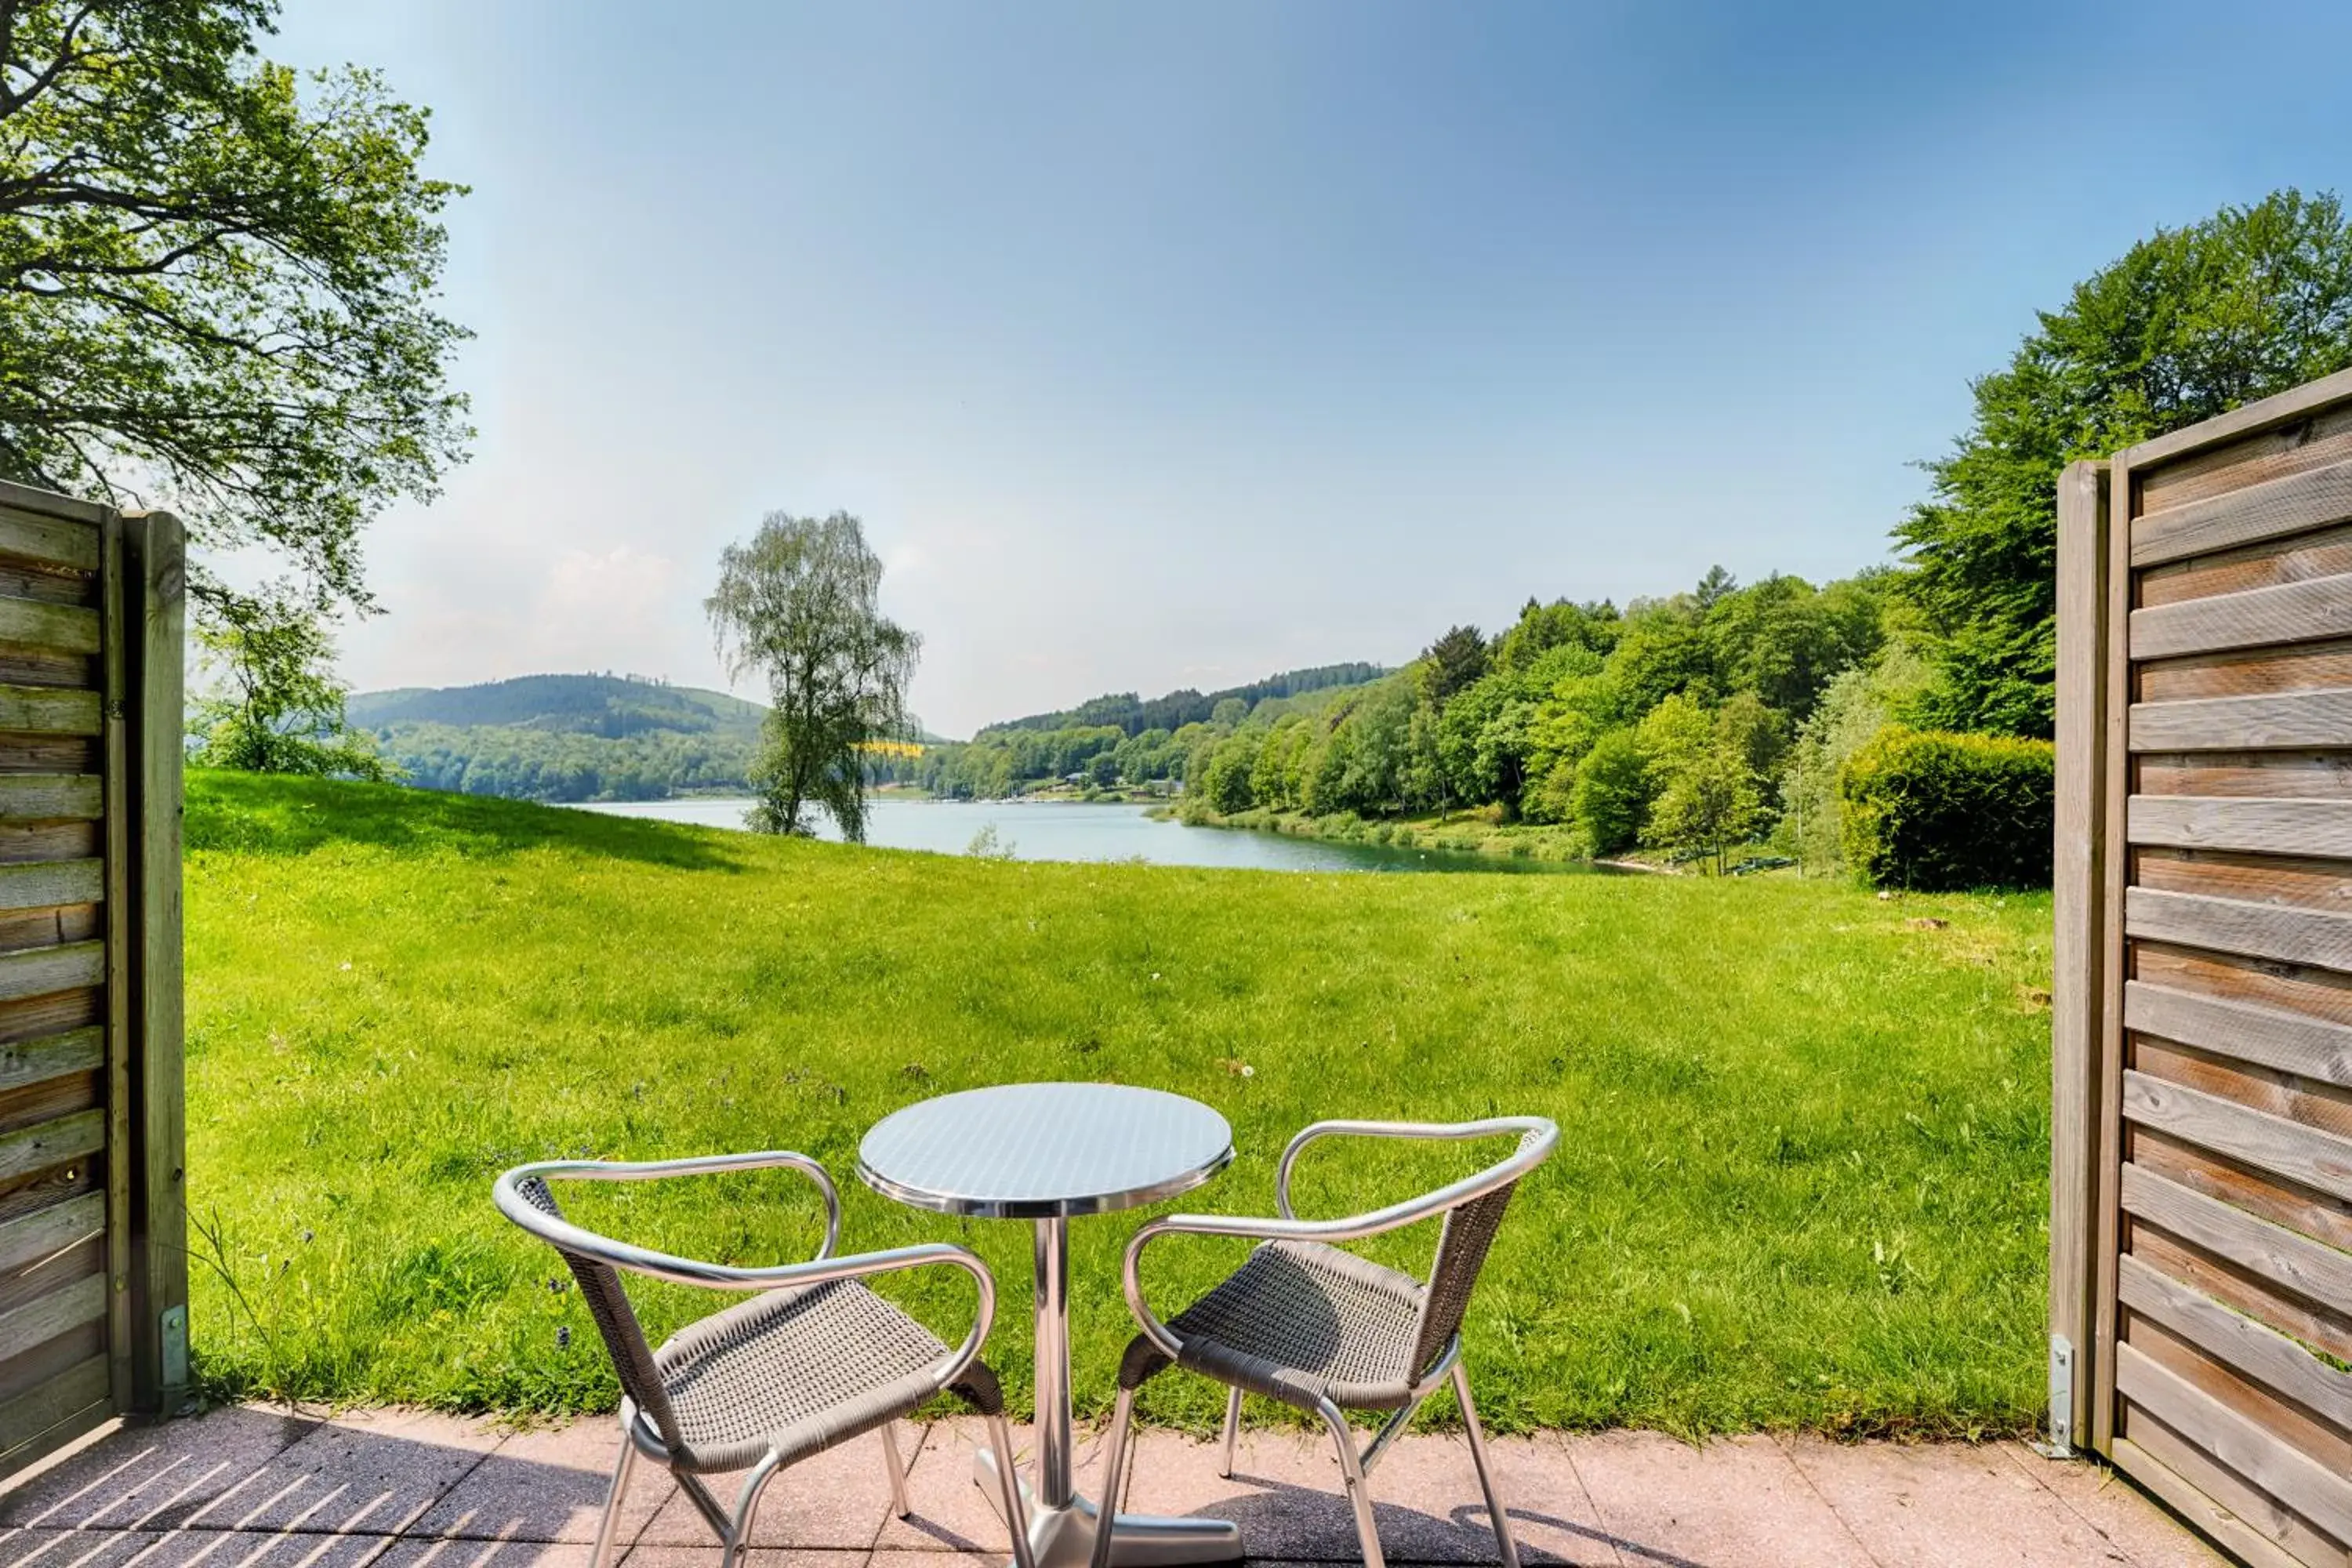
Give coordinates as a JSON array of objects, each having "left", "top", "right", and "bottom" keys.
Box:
[{"left": 0, "top": 1406, "right": 2223, "bottom": 1568}]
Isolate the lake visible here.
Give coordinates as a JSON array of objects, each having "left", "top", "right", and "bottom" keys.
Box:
[{"left": 573, "top": 797, "right": 1610, "bottom": 874}]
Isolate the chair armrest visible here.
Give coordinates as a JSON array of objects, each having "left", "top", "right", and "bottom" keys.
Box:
[
  {"left": 503, "top": 1149, "right": 842, "bottom": 1258},
  {"left": 496, "top": 1156, "right": 997, "bottom": 1378},
  {"left": 1276, "top": 1116, "right": 1557, "bottom": 1218}
]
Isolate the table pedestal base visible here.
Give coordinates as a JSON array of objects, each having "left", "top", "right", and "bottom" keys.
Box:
[{"left": 973, "top": 1446, "right": 1243, "bottom": 1568}]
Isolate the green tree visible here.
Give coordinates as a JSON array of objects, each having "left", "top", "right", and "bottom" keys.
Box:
[
  {"left": 1570, "top": 728, "right": 1647, "bottom": 855},
  {"left": 0, "top": 2, "right": 471, "bottom": 721},
  {"left": 706, "top": 512, "right": 918, "bottom": 840},
  {"left": 190, "top": 597, "right": 392, "bottom": 780},
  {"left": 1420, "top": 624, "right": 1490, "bottom": 707},
  {"left": 1897, "top": 189, "right": 2352, "bottom": 737}
]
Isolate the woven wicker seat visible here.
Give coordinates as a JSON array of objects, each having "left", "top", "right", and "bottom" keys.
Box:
[
  {"left": 1099, "top": 1116, "right": 1556, "bottom": 1568},
  {"left": 495, "top": 1152, "right": 1034, "bottom": 1568},
  {"left": 1120, "top": 1240, "right": 1426, "bottom": 1411}
]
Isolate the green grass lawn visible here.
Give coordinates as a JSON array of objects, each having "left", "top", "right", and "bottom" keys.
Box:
[{"left": 183, "top": 771, "right": 2053, "bottom": 1438}]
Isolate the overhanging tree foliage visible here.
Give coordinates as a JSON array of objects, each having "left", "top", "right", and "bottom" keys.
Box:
[
  {"left": 0, "top": 1, "right": 470, "bottom": 735},
  {"left": 1897, "top": 189, "right": 2352, "bottom": 737},
  {"left": 706, "top": 511, "right": 919, "bottom": 841}
]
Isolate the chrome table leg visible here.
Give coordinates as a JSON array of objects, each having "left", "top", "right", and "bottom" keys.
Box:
[{"left": 969, "top": 1217, "right": 1242, "bottom": 1567}]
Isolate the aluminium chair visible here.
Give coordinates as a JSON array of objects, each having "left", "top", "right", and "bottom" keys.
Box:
[
  {"left": 493, "top": 1152, "right": 1035, "bottom": 1568},
  {"left": 1094, "top": 1116, "right": 1557, "bottom": 1568}
]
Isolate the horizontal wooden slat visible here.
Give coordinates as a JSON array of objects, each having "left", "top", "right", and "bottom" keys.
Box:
[
  {"left": 0, "top": 860, "right": 100, "bottom": 914},
  {"left": 0, "top": 595, "right": 98, "bottom": 657},
  {"left": 0, "top": 1189, "right": 103, "bottom": 1279},
  {"left": 2111, "top": 1434, "right": 2311, "bottom": 1568},
  {"left": 0, "top": 1269, "right": 103, "bottom": 1352},
  {"left": 2132, "top": 690, "right": 2352, "bottom": 753},
  {"left": 2134, "top": 572, "right": 2352, "bottom": 660},
  {"left": 2127, "top": 982, "right": 2352, "bottom": 1087},
  {"left": 2129, "top": 367, "right": 2352, "bottom": 474},
  {"left": 2118, "top": 1340, "right": 2352, "bottom": 1545},
  {"left": 0, "top": 1026, "right": 100, "bottom": 1095},
  {"left": 0, "top": 1108, "right": 100, "bottom": 1183},
  {"left": 0, "top": 1353, "right": 107, "bottom": 1467},
  {"left": 0, "top": 684, "right": 98, "bottom": 738},
  {"left": 2136, "top": 457, "right": 2352, "bottom": 568},
  {"left": 2123, "top": 1164, "right": 2352, "bottom": 1314},
  {"left": 0, "top": 775, "right": 100, "bottom": 822},
  {"left": 0, "top": 942, "right": 103, "bottom": 1002},
  {"left": 2128, "top": 887, "right": 2352, "bottom": 974},
  {"left": 2130, "top": 796, "right": 2352, "bottom": 859},
  {"left": 2125, "top": 1075, "right": 2352, "bottom": 1206},
  {"left": 0, "top": 506, "right": 98, "bottom": 575},
  {"left": 2122, "top": 1252, "right": 2352, "bottom": 1434}
]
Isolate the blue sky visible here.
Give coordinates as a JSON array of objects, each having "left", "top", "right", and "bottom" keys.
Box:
[{"left": 274, "top": 0, "right": 2352, "bottom": 737}]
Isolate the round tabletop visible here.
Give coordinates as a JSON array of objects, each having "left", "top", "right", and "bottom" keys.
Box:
[{"left": 856, "top": 1082, "right": 1234, "bottom": 1219}]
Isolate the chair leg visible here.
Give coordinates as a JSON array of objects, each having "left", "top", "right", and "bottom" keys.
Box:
[
  {"left": 588, "top": 1430, "right": 638, "bottom": 1568},
  {"left": 1088, "top": 1387, "right": 1138, "bottom": 1568},
  {"left": 1316, "top": 1399, "right": 1385, "bottom": 1568},
  {"left": 1218, "top": 1385, "right": 1242, "bottom": 1479},
  {"left": 880, "top": 1420, "right": 913, "bottom": 1519},
  {"left": 720, "top": 1452, "right": 782, "bottom": 1568},
  {"left": 1451, "top": 1363, "right": 1520, "bottom": 1568},
  {"left": 986, "top": 1411, "right": 1038, "bottom": 1568}
]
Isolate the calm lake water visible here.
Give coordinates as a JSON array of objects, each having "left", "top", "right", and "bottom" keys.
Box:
[{"left": 574, "top": 797, "right": 1610, "bottom": 875}]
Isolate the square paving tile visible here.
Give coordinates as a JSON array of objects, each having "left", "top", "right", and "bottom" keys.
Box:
[
  {"left": 376, "top": 1541, "right": 599, "bottom": 1568},
  {"left": 412, "top": 1420, "right": 671, "bottom": 1549},
  {"left": 633, "top": 1424, "right": 913, "bottom": 1551},
  {"left": 870, "top": 1419, "right": 1031, "bottom": 1555},
  {"left": 1996, "top": 1447, "right": 2228, "bottom": 1568},
  {"left": 1389, "top": 1433, "right": 1619, "bottom": 1567},
  {"left": 0, "top": 1406, "right": 321, "bottom": 1532},
  {"left": 1570, "top": 1431, "right": 1867, "bottom": 1568},
  {"left": 1780, "top": 1436, "right": 2130, "bottom": 1568},
  {"left": 180, "top": 1409, "right": 506, "bottom": 1538}
]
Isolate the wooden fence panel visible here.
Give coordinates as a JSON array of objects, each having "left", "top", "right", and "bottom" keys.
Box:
[
  {"left": 2058, "top": 368, "right": 2352, "bottom": 1568},
  {"left": 0, "top": 482, "right": 183, "bottom": 1476}
]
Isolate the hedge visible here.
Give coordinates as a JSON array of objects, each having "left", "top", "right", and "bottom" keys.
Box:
[{"left": 1838, "top": 727, "right": 2054, "bottom": 891}]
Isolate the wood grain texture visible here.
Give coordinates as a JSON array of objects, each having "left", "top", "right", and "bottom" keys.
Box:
[
  {"left": 2134, "top": 1036, "right": 2352, "bottom": 1144},
  {"left": 0, "top": 595, "right": 98, "bottom": 659},
  {"left": 2129, "top": 796, "right": 2352, "bottom": 858},
  {"left": 99, "top": 510, "right": 128, "bottom": 1414},
  {"left": 2142, "top": 752, "right": 2352, "bottom": 799},
  {"left": 0, "top": 942, "right": 102, "bottom": 1003},
  {"left": 2121, "top": 1253, "right": 2352, "bottom": 1435},
  {"left": 0, "top": 860, "right": 101, "bottom": 915},
  {"left": 2129, "top": 368, "right": 2352, "bottom": 473},
  {"left": 0, "top": 510, "right": 98, "bottom": 576},
  {"left": 2111, "top": 1433, "right": 2318, "bottom": 1568},
  {"left": 2138, "top": 641, "right": 2352, "bottom": 704},
  {"left": 2127, "top": 887, "right": 2352, "bottom": 975},
  {"left": 2124, "top": 1075, "right": 2352, "bottom": 1206},
  {"left": 2141, "top": 522, "right": 2352, "bottom": 610},
  {"left": 0, "top": 1109, "right": 99, "bottom": 1183},
  {"left": 2118, "top": 1340, "right": 2352, "bottom": 1546},
  {"left": 0, "top": 1191, "right": 103, "bottom": 1281},
  {"left": 2132, "top": 689, "right": 2352, "bottom": 752},
  {"left": 0, "top": 1353, "right": 106, "bottom": 1470},
  {"left": 2127, "top": 1310, "right": 2351, "bottom": 1486},
  {"left": 0, "top": 1027, "right": 101, "bottom": 1096},
  {"left": 2135, "top": 459, "right": 2352, "bottom": 568},
  {"left": 2125, "top": 1163, "right": 2352, "bottom": 1314},
  {"left": 0, "top": 776, "right": 101, "bottom": 822},
  {"left": 2052, "top": 456, "right": 2107, "bottom": 1453},
  {"left": 2094, "top": 445, "right": 2135, "bottom": 1457},
  {"left": 2127, "top": 982, "right": 2352, "bottom": 1087},
  {"left": 0, "top": 685, "right": 99, "bottom": 739},
  {"left": 0, "top": 1268, "right": 103, "bottom": 1353},
  {"left": 2134, "top": 572, "right": 2352, "bottom": 659}
]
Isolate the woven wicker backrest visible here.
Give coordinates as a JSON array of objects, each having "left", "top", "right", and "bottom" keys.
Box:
[
  {"left": 515, "top": 1176, "right": 683, "bottom": 1448},
  {"left": 1409, "top": 1179, "right": 1518, "bottom": 1377}
]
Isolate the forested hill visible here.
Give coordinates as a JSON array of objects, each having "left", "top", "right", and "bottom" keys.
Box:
[
  {"left": 980, "top": 662, "right": 1385, "bottom": 738},
  {"left": 349, "top": 673, "right": 766, "bottom": 739},
  {"left": 350, "top": 673, "right": 771, "bottom": 802}
]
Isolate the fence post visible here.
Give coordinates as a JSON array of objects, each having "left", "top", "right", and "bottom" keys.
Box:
[
  {"left": 2048, "top": 458, "right": 2108, "bottom": 1455},
  {"left": 123, "top": 511, "right": 186, "bottom": 1413}
]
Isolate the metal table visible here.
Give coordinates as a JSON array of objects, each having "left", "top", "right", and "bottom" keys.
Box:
[{"left": 858, "top": 1083, "right": 1240, "bottom": 1568}]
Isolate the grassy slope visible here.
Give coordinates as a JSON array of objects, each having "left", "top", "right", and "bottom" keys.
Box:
[{"left": 185, "top": 771, "right": 2053, "bottom": 1437}]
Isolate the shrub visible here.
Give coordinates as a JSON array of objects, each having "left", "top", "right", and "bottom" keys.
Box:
[{"left": 1839, "top": 728, "right": 2053, "bottom": 891}]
